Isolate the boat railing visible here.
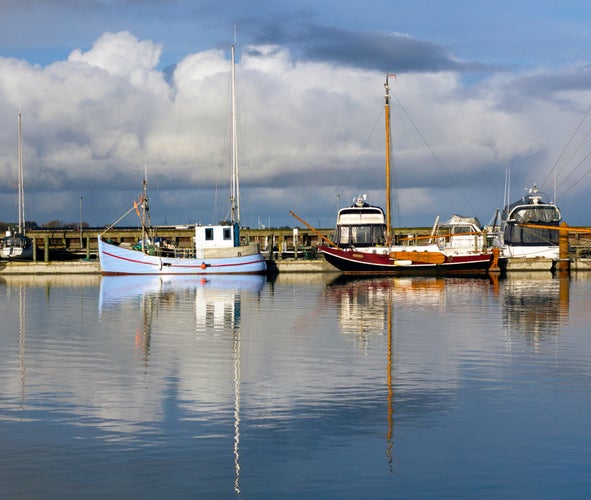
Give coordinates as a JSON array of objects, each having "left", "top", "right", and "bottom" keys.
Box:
[{"left": 173, "top": 247, "right": 195, "bottom": 259}]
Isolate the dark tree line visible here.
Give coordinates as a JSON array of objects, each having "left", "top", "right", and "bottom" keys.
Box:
[{"left": 0, "top": 220, "right": 90, "bottom": 232}]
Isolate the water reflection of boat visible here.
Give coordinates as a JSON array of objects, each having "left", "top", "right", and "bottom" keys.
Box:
[
  {"left": 325, "top": 275, "right": 493, "bottom": 339},
  {"left": 99, "top": 274, "right": 266, "bottom": 311},
  {"left": 99, "top": 272, "right": 264, "bottom": 494},
  {"left": 326, "top": 275, "right": 467, "bottom": 471},
  {"left": 501, "top": 274, "right": 569, "bottom": 347}
]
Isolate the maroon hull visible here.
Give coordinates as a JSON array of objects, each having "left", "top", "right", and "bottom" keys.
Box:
[{"left": 319, "top": 246, "right": 492, "bottom": 276}]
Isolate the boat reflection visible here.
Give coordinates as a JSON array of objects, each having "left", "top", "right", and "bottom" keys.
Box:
[
  {"left": 100, "top": 273, "right": 266, "bottom": 356},
  {"left": 325, "top": 275, "right": 494, "bottom": 342},
  {"left": 501, "top": 273, "right": 570, "bottom": 348},
  {"left": 325, "top": 275, "right": 496, "bottom": 472},
  {"left": 99, "top": 274, "right": 266, "bottom": 311},
  {"left": 99, "top": 273, "right": 265, "bottom": 494}
]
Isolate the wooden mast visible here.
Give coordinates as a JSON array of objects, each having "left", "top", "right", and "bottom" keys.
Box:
[{"left": 384, "top": 75, "right": 392, "bottom": 245}]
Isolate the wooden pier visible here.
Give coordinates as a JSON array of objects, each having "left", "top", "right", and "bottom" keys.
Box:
[
  {"left": 20, "top": 226, "right": 330, "bottom": 262},
  {"left": 1, "top": 225, "right": 591, "bottom": 275}
]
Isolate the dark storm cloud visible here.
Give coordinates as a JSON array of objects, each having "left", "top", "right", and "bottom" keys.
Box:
[
  {"left": 248, "top": 19, "right": 492, "bottom": 73},
  {"left": 487, "top": 64, "right": 591, "bottom": 114},
  {"left": 516, "top": 65, "right": 591, "bottom": 95}
]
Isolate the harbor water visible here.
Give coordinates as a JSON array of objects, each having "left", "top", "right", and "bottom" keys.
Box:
[{"left": 1, "top": 272, "right": 591, "bottom": 498}]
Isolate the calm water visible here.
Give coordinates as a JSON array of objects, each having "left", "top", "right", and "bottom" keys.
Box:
[{"left": 1, "top": 271, "right": 591, "bottom": 498}]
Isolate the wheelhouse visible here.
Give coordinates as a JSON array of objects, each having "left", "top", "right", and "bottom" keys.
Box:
[
  {"left": 436, "top": 215, "right": 485, "bottom": 250},
  {"left": 194, "top": 223, "right": 240, "bottom": 249}
]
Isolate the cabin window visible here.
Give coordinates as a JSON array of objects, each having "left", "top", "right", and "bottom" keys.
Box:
[
  {"left": 371, "top": 225, "right": 386, "bottom": 245},
  {"left": 351, "top": 226, "right": 372, "bottom": 245},
  {"left": 339, "top": 226, "right": 350, "bottom": 245},
  {"left": 223, "top": 227, "right": 232, "bottom": 240},
  {"left": 513, "top": 207, "right": 560, "bottom": 223},
  {"left": 337, "top": 225, "right": 386, "bottom": 247},
  {"left": 504, "top": 224, "right": 559, "bottom": 245},
  {"left": 205, "top": 228, "right": 214, "bottom": 241}
]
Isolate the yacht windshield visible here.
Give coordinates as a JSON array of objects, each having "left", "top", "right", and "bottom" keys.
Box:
[{"left": 337, "top": 225, "right": 386, "bottom": 248}]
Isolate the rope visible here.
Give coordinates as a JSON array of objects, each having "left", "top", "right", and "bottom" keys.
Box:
[{"left": 100, "top": 205, "right": 137, "bottom": 236}]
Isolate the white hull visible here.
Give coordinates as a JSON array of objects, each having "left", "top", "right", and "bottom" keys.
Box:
[
  {"left": 499, "top": 245, "right": 558, "bottom": 259},
  {"left": 98, "top": 237, "right": 266, "bottom": 275}
]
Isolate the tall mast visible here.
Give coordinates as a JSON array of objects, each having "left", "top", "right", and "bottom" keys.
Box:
[
  {"left": 230, "top": 44, "right": 240, "bottom": 226},
  {"left": 141, "top": 166, "right": 148, "bottom": 252},
  {"left": 17, "top": 111, "right": 25, "bottom": 235},
  {"left": 384, "top": 75, "right": 392, "bottom": 245}
]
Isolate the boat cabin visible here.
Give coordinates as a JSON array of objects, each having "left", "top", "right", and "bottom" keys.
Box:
[
  {"left": 335, "top": 195, "right": 387, "bottom": 248},
  {"left": 436, "top": 215, "right": 485, "bottom": 250},
  {"left": 194, "top": 223, "right": 240, "bottom": 249}
]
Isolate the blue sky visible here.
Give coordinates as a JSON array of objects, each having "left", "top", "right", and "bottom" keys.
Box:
[{"left": 1, "top": 0, "right": 591, "bottom": 228}]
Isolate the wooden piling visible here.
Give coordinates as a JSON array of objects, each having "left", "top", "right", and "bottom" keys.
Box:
[
  {"left": 557, "top": 221, "right": 570, "bottom": 274},
  {"left": 488, "top": 247, "right": 500, "bottom": 274}
]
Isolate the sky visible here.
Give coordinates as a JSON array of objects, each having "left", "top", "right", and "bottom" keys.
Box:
[{"left": 2, "top": 0, "right": 591, "bottom": 230}]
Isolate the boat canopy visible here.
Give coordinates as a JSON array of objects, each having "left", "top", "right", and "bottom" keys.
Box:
[
  {"left": 503, "top": 186, "right": 562, "bottom": 223},
  {"left": 507, "top": 205, "right": 561, "bottom": 224},
  {"left": 444, "top": 214, "right": 483, "bottom": 229},
  {"left": 337, "top": 207, "right": 385, "bottom": 225}
]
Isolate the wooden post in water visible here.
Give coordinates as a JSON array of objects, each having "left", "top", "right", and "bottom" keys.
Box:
[
  {"left": 557, "top": 221, "right": 570, "bottom": 274},
  {"left": 489, "top": 247, "right": 500, "bottom": 274},
  {"left": 43, "top": 236, "right": 49, "bottom": 262}
]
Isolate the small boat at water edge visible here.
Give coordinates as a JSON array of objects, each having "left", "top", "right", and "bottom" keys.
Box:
[
  {"left": 1, "top": 112, "right": 33, "bottom": 261},
  {"left": 98, "top": 45, "right": 266, "bottom": 276},
  {"left": 317, "top": 75, "right": 493, "bottom": 276}
]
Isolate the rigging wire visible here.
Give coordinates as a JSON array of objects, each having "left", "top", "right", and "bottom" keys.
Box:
[
  {"left": 289, "top": 106, "right": 386, "bottom": 223},
  {"left": 339, "top": 109, "right": 383, "bottom": 195},
  {"left": 556, "top": 149, "right": 591, "bottom": 197},
  {"left": 392, "top": 90, "right": 480, "bottom": 219},
  {"left": 540, "top": 102, "right": 591, "bottom": 194},
  {"left": 536, "top": 101, "right": 591, "bottom": 206},
  {"left": 553, "top": 130, "right": 591, "bottom": 193}
]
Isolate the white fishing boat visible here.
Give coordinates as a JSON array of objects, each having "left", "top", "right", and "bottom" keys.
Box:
[
  {"left": 98, "top": 45, "right": 266, "bottom": 276},
  {"left": 1, "top": 111, "right": 33, "bottom": 260},
  {"left": 316, "top": 75, "right": 493, "bottom": 276},
  {"left": 492, "top": 184, "right": 562, "bottom": 259}
]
